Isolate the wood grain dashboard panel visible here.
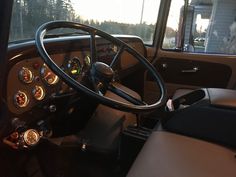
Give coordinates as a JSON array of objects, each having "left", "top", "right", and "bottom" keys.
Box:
[
  {"left": 7, "top": 36, "right": 146, "bottom": 114},
  {"left": 7, "top": 51, "right": 87, "bottom": 114}
]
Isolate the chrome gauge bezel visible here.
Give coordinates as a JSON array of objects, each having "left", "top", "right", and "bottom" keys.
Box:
[
  {"left": 18, "top": 67, "right": 34, "bottom": 84},
  {"left": 40, "top": 64, "right": 59, "bottom": 85},
  {"left": 32, "top": 85, "right": 45, "bottom": 101},
  {"left": 23, "top": 129, "right": 40, "bottom": 146},
  {"left": 65, "top": 57, "right": 82, "bottom": 79},
  {"left": 84, "top": 55, "right": 91, "bottom": 67},
  {"left": 14, "top": 90, "right": 29, "bottom": 108}
]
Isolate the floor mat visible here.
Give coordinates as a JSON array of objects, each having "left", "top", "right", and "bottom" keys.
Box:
[{"left": 36, "top": 142, "right": 123, "bottom": 177}]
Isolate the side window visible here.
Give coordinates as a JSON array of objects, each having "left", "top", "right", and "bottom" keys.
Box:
[
  {"left": 162, "top": 0, "right": 184, "bottom": 49},
  {"left": 163, "top": 0, "right": 236, "bottom": 55}
]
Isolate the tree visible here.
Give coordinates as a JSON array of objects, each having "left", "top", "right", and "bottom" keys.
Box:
[
  {"left": 165, "top": 27, "right": 176, "bottom": 38},
  {"left": 9, "top": 0, "right": 76, "bottom": 41}
]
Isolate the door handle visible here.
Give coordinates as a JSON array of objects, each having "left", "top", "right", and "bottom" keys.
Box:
[{"left": 181, "top": 67, "right": 199, "bottom": 73}]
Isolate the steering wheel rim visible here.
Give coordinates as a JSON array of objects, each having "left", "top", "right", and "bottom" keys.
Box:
[{"left": 35, "top": 21, "right": 167, "bottom": 113}]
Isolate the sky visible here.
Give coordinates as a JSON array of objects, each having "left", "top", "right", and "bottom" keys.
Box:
[
  {"left": 166, "top": 0, "right": 185, "bottom": 30},
  {"left": 196, "top": 14, "right": 210, "bottom": 32},
  {"left": 70, "top": 0, "right": 210, "bottom": 31},
  {"left": 166, "top": 0, "right": 209, "bottom": 31},
  {"left": 70, "top": 0, "right": 161, "bottom": 25}
]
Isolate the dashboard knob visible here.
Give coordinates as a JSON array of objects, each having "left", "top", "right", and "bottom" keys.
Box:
[
  {"left": 11, "top": 117, "right": 26, "bottom": 130},
  {"left": 49, "top": 104, "right": 57, "bottom": 112}
]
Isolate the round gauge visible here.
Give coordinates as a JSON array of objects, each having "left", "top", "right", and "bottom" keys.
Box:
[
  {"left": 112, "top": 45, "right": 118, "bottom": 53},
  {"left": 18, "top": 67, "right": 34, "bottom": 84},
  {"left": 40, "top": 64, "right": 59, "bottom": 85},
  {"left": 23, "top": 129, "right": 40, "bottom": 146},
  {"left": 84, "top": 56, "right": 91, "bottom": 66},
  {"left": 14, "top": 90, "right": 29, "bottom": 108},
  {"left": 66, "top": 57, "right": 82, "bottom": 78},
  {"left": 32, "top": 85, "right": 45, "bottom": 101}
]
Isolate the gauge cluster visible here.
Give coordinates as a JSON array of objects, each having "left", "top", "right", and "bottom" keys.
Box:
[
  {"left": 7, "top": 51, "right": 91, "bottom": 114},
  {"left": 7, "top": 36, "right": 144, "bottom": 115}
]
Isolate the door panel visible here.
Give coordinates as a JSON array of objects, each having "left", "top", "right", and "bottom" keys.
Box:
[
  {"left": 155, "top": 58, "right": 231, "bottom": 87},
  {"left": 144, "top": 49, "right": 236, "bottom": 101},
  {"left": 143, "top": 0, "right": 236, "bottom": 102}
]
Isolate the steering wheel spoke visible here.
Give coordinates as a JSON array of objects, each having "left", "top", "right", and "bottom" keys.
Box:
[
  {"left": 108, "top": 83, "right": 146, "bottom": 105},
  {"left": 110, "top": 45, "right": 125, "bottom": 68},
  {"left": 90, "top": 32, "right": 97, "bottom": 63}
]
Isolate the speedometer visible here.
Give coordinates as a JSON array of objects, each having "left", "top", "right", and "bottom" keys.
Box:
[
  {"left": 40, "top": 64, "right": 59, "bottom": 85},
  {"left": 66, "top": 57, "right": 82, "bottom": 79}
]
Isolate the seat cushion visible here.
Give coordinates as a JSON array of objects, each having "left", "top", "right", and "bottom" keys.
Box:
[{"left": 127, "top": 131, "right": 236, "bottom": 177}]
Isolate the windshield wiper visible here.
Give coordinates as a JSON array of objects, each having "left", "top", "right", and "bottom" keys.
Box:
[{"left": 44, "top": 32, "right": 89, "bottom": 38}]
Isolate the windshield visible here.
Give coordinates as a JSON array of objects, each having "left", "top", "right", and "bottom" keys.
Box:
[{"left": 9, "top": 0, "right": 160, "bottom": 45}]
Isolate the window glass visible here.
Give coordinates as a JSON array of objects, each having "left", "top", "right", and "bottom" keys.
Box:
[
  {"left": 163, "top": 0, "right": 236, "bottom": 55},
  {"left": 162, "top": 0, "right": 184, "bottom": 49},
  {"left": 9, "top": 0, "right": 161, "bottom": 45}
]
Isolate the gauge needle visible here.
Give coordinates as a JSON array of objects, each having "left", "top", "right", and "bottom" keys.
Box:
[{"left": 44, "top": 72, "right": 52, "bottom": 79}]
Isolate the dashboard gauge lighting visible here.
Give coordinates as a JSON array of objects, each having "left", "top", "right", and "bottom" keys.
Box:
[
  {"left": 84, "top": 55, "right": 91, "bottom": 66},
  {"left": 18, "top": 67, "right": 34, "bottom": 84},
  {"left": 40, "top": 64, "right": 59, "bottom": 85},
  {"left": 32, "top": 85, "right": 45, "bottom": 100},
  {"left": 23, "top": 129, "right": 40, "bottom": 146},
  {"left": 66, "top": 57, "right": 82, "bottom": 78},
  {"left": 14, "top": 90, "right": 29, "bottom": 108},
  {"left": 112, "top": 45, "right": 118, "bottom": 53}
]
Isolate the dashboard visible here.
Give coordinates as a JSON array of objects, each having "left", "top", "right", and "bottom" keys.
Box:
[
  {"left": 7, "top": 51, "right": 89, "bottom": 114},
  {"left": 6, "top": 35, "right": 146, "bottom": 116}
]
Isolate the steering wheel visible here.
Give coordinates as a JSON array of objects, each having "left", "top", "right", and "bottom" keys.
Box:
[{"left": 35, "top": 21, "right": 166, "bottom": 113}]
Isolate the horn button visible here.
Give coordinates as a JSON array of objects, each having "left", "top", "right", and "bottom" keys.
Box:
[{"left": 91, "top": 62, "right": 114, "bottom": 83}]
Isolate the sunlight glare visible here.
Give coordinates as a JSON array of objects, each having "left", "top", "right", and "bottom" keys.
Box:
[{"left": 71, "top": 0, "right": 160, "bottom": 24}]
